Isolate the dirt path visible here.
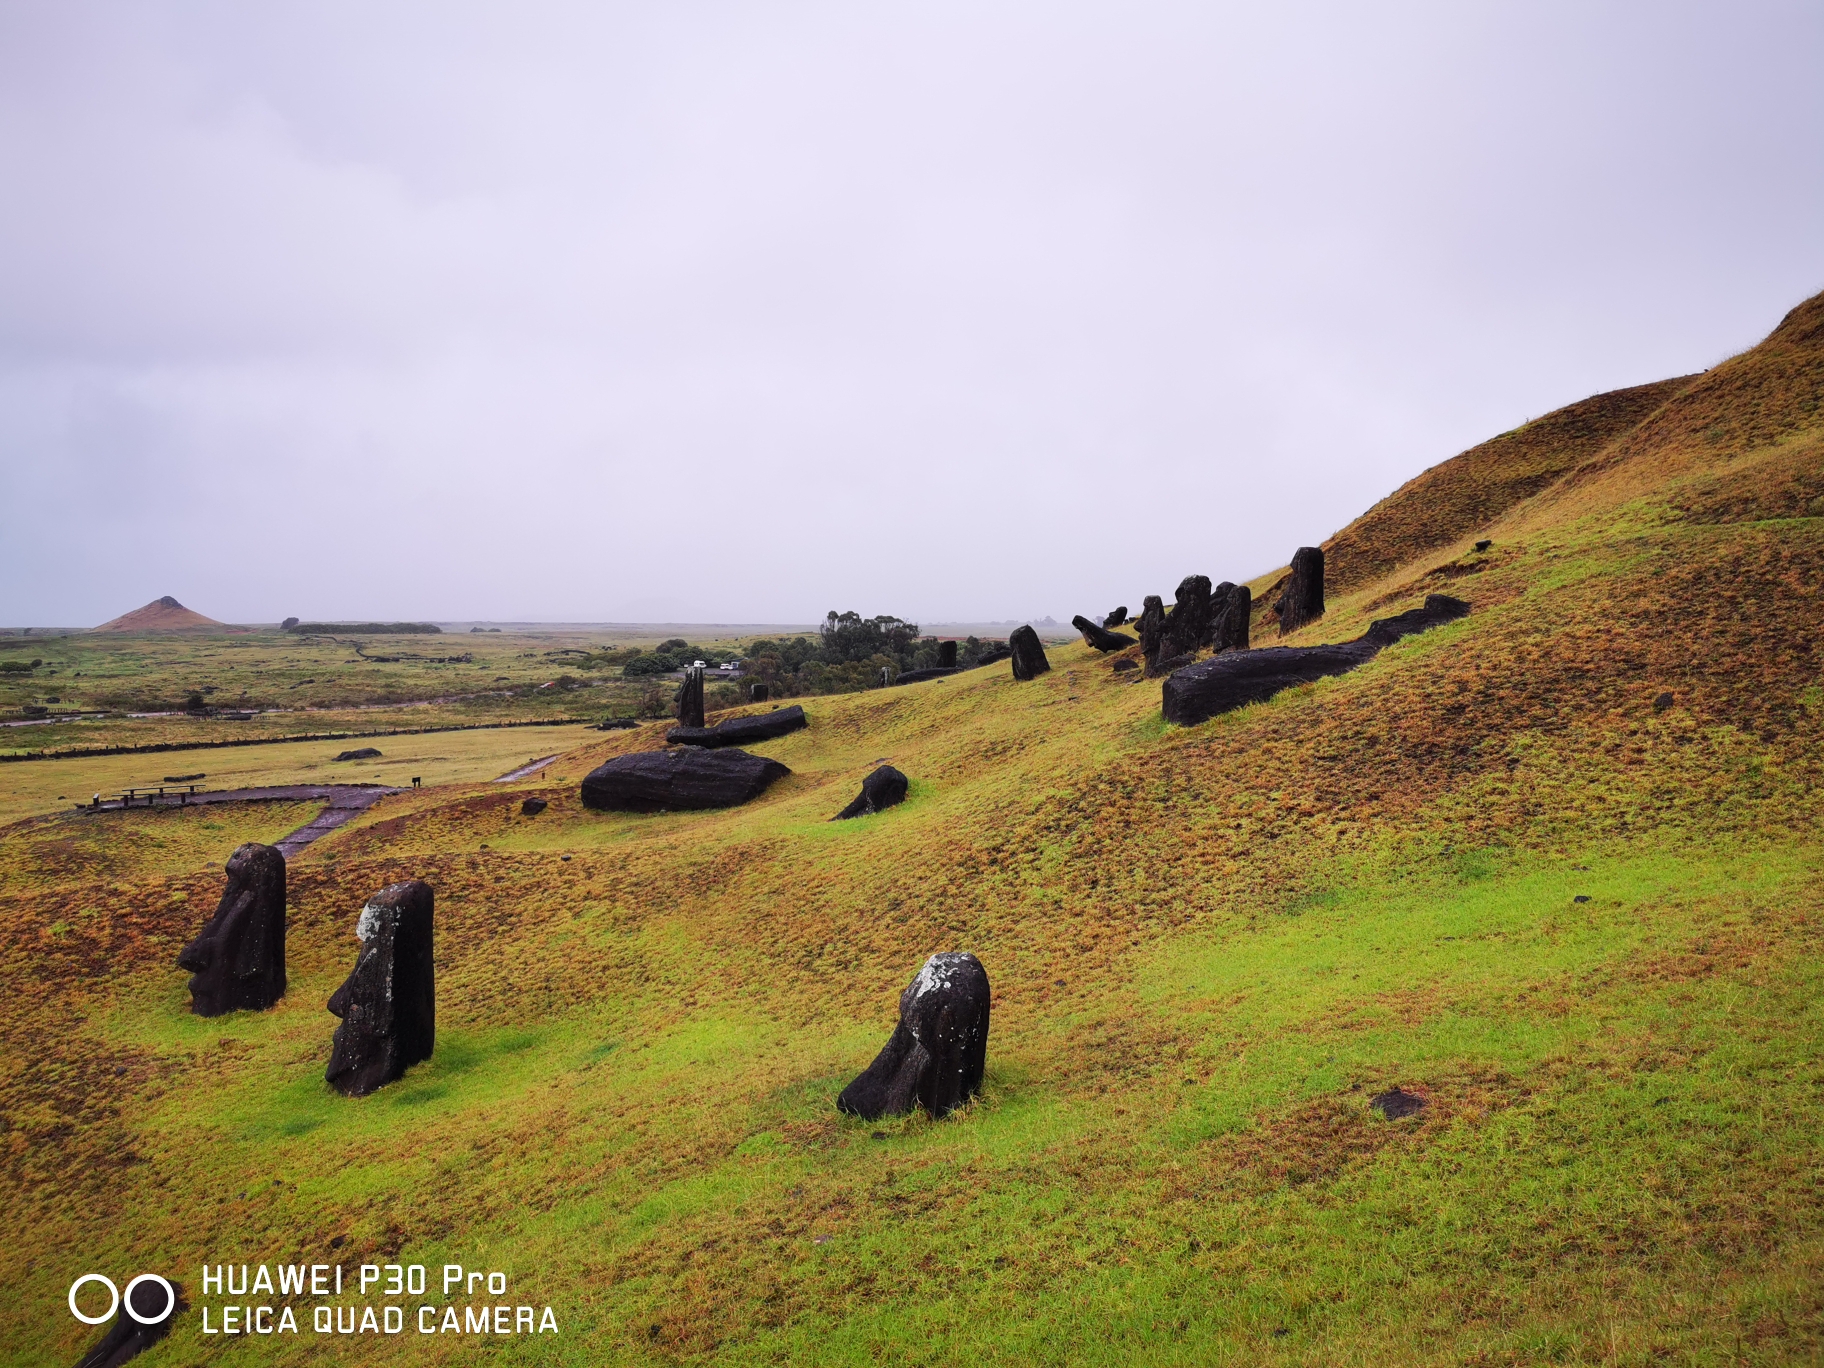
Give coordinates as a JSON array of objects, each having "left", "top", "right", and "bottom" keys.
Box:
[
  {"left": 494, "top": 755, "right": 559, "bottom": 782},
  {"left": 79, "top": 783, "right": 403, "bottom": 858}
]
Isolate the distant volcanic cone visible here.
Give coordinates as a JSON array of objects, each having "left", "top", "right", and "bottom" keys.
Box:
[{"left": 92, "top": 595, "right": 228, "bottom": 633}]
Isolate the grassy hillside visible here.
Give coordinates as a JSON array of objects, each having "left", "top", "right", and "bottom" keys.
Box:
[{"left": 4, "top": 291, "right": 1822, "bottom": 1366}]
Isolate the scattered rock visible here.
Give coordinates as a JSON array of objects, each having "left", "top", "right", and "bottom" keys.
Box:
[
  {"left": 521, "top": 797, "right": 548, "bottom": 816},
  {"left": 1370, "top": 1087, "right": 1425, "bottom": 1120},
  {"left": 1574, "top": 895, "right": 1591, "bottom": 904},
  {"left": 893, "top": 666, "right": 960, "bottom": 685},
  {"left": 668, "top": 704, "right": 808, "bottom": 748},
  {"left": 73, "top": 1274, "right": 184, "bottom": 1368},
  {"left": 675, "top": 667, "right": 706, "bottom": 729},
  {"left": 1102, "top": 606, "right": 1129, "bottom": 628},
  {"left": 938, "top": 640, "right": 958, "bottom": 668},
  {"left": 596, "top": 718, "right": 639, "bottom": 730},
  {"left": 1008, "top": 625, "right": 1051, "bottom": 680},
  {"left": 1474, "top": 539, "right": 1492, "bottom": 552},
  {"left": 1137, "top": 595, "right": 1167, "bottom": 670},
  {"left": 1213, "top": 583, "right": 1251, "bottom": 652},
  {"left": 749, "top": 682, "right": 770, "bottom": 703},
  {"left": 332, "top": 747, "right": 382, "bottom": 762},
  {"left": 325, "top": 880, "right": 436, "bottom": 1098},
  {"left": 1071, "top": 614, "right": 1139, "bottom": 651},
  {"left": 175, "top": 843, "right": 287, "bottom": 1017},
  {"left": 837, "top": 952, "right": 991, "bottom": 1121},
  {"left": 580, "top": 748, "right": 791, "bottom": 812},
  {"left": 1162, "top": 594, "right": 1470, "bottom": 725},
  {"left": 1653, "top": 691, "right": 1675, "bottom": 712},
  {"left": 1275, "top": 546, "right": 1325, "bottom": 636},
  {"left": 833, "top": 765, "right": 909, "bottom": 820},
  {"left": 1112, "top": 658, "right": 1139, "bottom": 673},
  {"left": 1162, "top": 575, "right": 1215, "bottom": 658}
]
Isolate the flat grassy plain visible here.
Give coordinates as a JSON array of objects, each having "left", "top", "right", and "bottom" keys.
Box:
[{"left": 3, "top": 294, "right": 1823, "bottom": 1365}]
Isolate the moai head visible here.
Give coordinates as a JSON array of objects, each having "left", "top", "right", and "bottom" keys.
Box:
[
  {"left": 325, "top": 880, "right": 436, "bottom": 1097},
  {"left": 175, "top": 843, "right": 287, "bottom": 1017}
]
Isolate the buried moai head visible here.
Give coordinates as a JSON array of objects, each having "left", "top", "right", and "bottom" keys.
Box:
[
  {"left": 174, "top": 842, "right": 287, "bottom": 1017},
  {"left": 325, "top": 880, "right": 435, "bottom": 1098},
  {"left": 938, "top": 639, "right": 958, "bottom": 668},
  {"left": 73, "top": 1272, "right": 185, "bottom": 1368},
  {"left": 1163, "top": 574, "right": 1215, "bottom": 658},
  {"left": 837, "top": 951, "right": 991, "bottom": 1122},
  {"left": 833, "top": 764, "right": 909, "bottom": 820},
  {"left": 1137, "top": 595, "right": 1167, "bottom": 664},
  {"left": 1008, "top": 625, "right": 1050, "bottom": 680},
  {"left": 1276, "top": 546, "right": 1325, "bottom": 636},
  {"left": 1214, "top": 583, "right": 1251, "bottom": 652}
]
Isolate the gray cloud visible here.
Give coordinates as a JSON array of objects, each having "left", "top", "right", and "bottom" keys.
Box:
[{"left": 2, "top": 1, "right": 1820, "bottom": 626}]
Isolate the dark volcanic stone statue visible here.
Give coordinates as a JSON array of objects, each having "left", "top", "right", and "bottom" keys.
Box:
[
  {"left": 1103, "top": 606, "right": 1129, "bottom": 628},
  {"left": 938, "top": 640, "right": 958, "bottom": 668},
  {"left": 837, "top": 952, "right": 990, "bottom": 1121},
  {"left": 1137, "top": 595, "right": 1166, "bottom": 667},
  {"left": 668, "top": 704, "right": 807, "bottom": 748},
  {"left": 580, "top": 747, "right": 790, "bottom": 811},
  {"left": 833, "top": 764, "right": 909, "bottom": 819},
  {"left": 675, "top": 667, "right": 706, "bottom": 729},
  {"left": 1162, "top": 575, "right": 1215, "bottom": 659},
  {"left": 973, "top": 644, "right": 1012, "bottom": 667},
  {"left": 325, "top": 880, "right": 435, "bottom": 1098},
  {"left": 1214, "top": 583, "right": 1251, "bottom": 652},
  {"left": 1162, "top": 594, "right": 1470, "bottom": 726},
  {"left": 1071, "top": 614, "right": 1139, "bottom": 651},
  {"left": 175, "top": 842, "right": 286, "bottom": 1017},
  {"left": 1276, "top": 546, "right": 1325, "bottom": 636},
  {"left": 74, "top": 1274, "right": 185, "bottom": 1368},
  {"left": 749, "top": 682, "right": 769, "bottom": 703},
  {"left": 1008, "top": 625, "right": 1050, "bottom": 680},
  {"left": 892, "top": 666, "right": 961, "bottom": 685}
]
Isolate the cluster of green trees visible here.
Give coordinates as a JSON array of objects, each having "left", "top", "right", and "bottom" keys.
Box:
[
  {"left": 741, "top": 612, "right": 995, "bottom": 698},
  {"left": 620, "top": 638, "right": 741, "bottom": 677}
]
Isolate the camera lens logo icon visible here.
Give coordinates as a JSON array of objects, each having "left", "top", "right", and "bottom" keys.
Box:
[{"left": 68, "top": 1274, "right": 177, "bottom": 1326}]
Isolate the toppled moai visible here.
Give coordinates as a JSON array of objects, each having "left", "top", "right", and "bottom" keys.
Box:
[
  {"left": 938, "top": 639, "right": 958, "bottom": 668},
  {"left": 580, "top": 747, "right": 790, "bottom": 811},
  {"left": 675, "top": 667, "right": 706, "bottom": 729},
  {"left": 668, "top": 703, "right": 807, "bottom": 748},
  {"left": 1103, "top": 606, "right": 1129, "bottom": 627},
  {"left": 1161, "top": 574, "right": 1214, "bottom": 660},
  {"left": 1137, "top": 595, "right": 1167, "bottom": 670},
  {"left": 1008, "top": 625, "right": 1050, "bottom": 680},
  {"left": 175, "top": 842, "right": 287, "bottom": 1017},
  {"left": 1276, "top": 546, "right": 1325, "bottom": 636},
  {"left": 325, "top": 880, "right": 436, "bottom": 1098},
  {"left": 1213, "top": 583, "right": 1251, "bottom": 652},
  {"left": 1071, "top": 614, "right": 1138, "bottom": 651},
  {"left": 833, "top": 765, "right": 909, "bottom": 820},
  {"left": 837, "top": 952, "right": 990, "bottom": 1120}
]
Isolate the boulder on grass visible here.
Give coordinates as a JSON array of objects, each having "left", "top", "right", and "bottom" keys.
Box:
[
  {"left": 668, "top": 703, "right": 807, "bottom": 748},
  {"left": 332, "top": 747, "right": 382, "bottom": 762},
  {"left": 580, "top": 748, "right": 790, "bottom": 812},
  {"left": 325, "top": 880, "right": 435, "bottom": 1097},
  {"left": 833, "top": 765, "right": 909, "bottom": 820},
  {"left": 1072, "top": 615, "right": 1139, "bottom": 651},
  {"left": 1162, "top": 594, "right": 1469, "bottom": 725},
  {"left": 521, "top": 797, "right": 547, "bottom": 816},
  {"left": 1008, "top": 625, "right": 1050, "bottom": 680},
  {"left": 1275, "top": 546, "right": 1325, "bottom": 635},
  {"left": 837, "top": 952, "right": 990, "bottom": 1120},
  {"left": 175, "top": 842, "right": 287, "bottom": 1017}
]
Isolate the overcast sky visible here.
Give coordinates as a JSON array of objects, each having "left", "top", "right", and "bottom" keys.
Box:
[{"left": 1, "top": 2, "right": 1820, "bottom": 628}]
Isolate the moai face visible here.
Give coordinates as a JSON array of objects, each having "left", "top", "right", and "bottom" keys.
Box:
[
  {"left": 325, "top": 880, "right": 436, "bottom": 1097},
  {"left": 175, "top": 843, "right": 287, "bottom": 1017}
]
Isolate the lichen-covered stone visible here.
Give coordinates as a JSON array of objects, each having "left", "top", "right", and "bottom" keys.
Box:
[
  {"left": 837, "top": 952, "right": 990, "bottom": 1120},
  {"left": 175, "top": 843, "right": 286, "bottom": 1017},
  {"left": 325, "top": 880, "right": 435, "bottom": 1098}
]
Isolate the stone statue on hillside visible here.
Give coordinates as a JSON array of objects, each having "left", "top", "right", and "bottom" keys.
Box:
[
  {"left": 838, "top": 952, "right": 991, "bottom": 1120},
  {"left": 1161, "top": 575, "right": 1214, "bottom": 661},
  {"left": 325, "top": 880, "right": 436, "bottom": 1098},
  {"left": 1008, "top": 625, "right": 1050, "bottom": 680},
  {"left": 1137, "top": 595, "right": 1166, "bottom": 671},
  {"left": 1276, "top": 546, "right": 1325, "bottom": 635},
  {"left": 833, "top": 765, "right": 909, "bottom": 819},
  {"left": 675, "top": 666, "right": 706, "bottom": 729},
  {"left": 749, "top": 682, "right": 769, "bottom": 703},
  {"left": 938, "top": 640, "right": 958, "bottom": 668},
  {"left": 175, "top": 842, "right": 287, "bottom": 1017},
  {"left": 1214, "top": 583, "right": 1251, "bottom": 651},
  {"left": 1072, "top": 615, "right": 1138, "bottom": 651},
  {"left": 1103, "top": 606, "right": 1128, "bottom": 628}
]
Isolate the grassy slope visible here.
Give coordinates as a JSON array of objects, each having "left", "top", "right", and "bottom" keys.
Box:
[{"left": 4, "top": 293, "right": 1824, "bottom": 1366}]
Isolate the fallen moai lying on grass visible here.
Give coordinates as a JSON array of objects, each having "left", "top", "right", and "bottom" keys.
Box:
[
  {"left": 332, "top": 747, "right": 382, "bottom": 762},
  {"left": 1009, "top": 625, "right": 1050, "bottom": 680},
  {"left": 325, "top": 879, "right": 436, "bottom": 1098},
  {"left": 72, "top": 1272, "right": 184, "bottom": 1368},
  {"left": 1103, "top": 605, "right": 1129, "bottom": 627},
  {"left": 833, "top": 765, "right": 909, "bottom": 820},
  {"left": 580, "top": 747, "right": 790, "bottom": 811},
  {"left": 892, "top": 666, "right": 961, "bottom": 685},
  {"left": 1161, "top": 594, "right": 1470, "bottom": 725},
  {"left": 1072, "top": 615, "right": 1139, "bottom": 651},
  {"left": 175, "top": 842, "right": 287, "bottom": 1017},
  {"left": 839, "top": 952, "right": 991, "bottom": 1121},
  {"left": 667, "top": 703, "right": 807, "bottom": 748}
]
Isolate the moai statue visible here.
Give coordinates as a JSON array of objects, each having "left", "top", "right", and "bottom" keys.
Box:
[
  {"left": 837, "top": 952, "right": 990, "bottom": 1120},
  {"left": 1008, "top": 625, "right": 1051, "bottom": 680},
  {"left": 749, "top": 682, "right": 769, "bottom": 703},
  {"left": 938, "top": 640, "right": 958, "bottom": 668},
  {"left": 1218, "top": 583, "right": 1251, "bottom": 650},
  {"left": 175, "top": 843, "right": 287, "bottom": 1016},
  {"left": 675, "top": 666, "right": 706, "bottom": 729},
  {"left": 1102, "top": 606, "right": 1129, "bottom": 628},
  {"left": 1277, "top": 546, "right": 1325, "bottom": 636},
  {"left": 1162, "top": 575, "right": 1214, "bottom": 659},
  {"left": 1137, "top": 595, "right": 1167, "bottom": 672},
  {"left": 833, "top": 765, "right": 909, "bottom": 820},
  {"left": 325, "top": 880, "right": 436, "bottom": 1098}
]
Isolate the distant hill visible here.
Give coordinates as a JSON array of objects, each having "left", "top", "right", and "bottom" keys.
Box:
[{"left": 90, "top": 595, "right": 226, "bottom": 633}]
